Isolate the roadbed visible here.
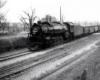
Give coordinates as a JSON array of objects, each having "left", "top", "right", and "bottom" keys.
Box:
[
  {"left": 0, "top": 48, "right": 28, "bottom": 58},
  {"left": 42, "top": 37, "right": 100, "bottom": 80}
]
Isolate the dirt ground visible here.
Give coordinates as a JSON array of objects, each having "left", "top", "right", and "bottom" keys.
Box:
[
  {"left": 1, "top": 33, "right": 100, "bottom": 80},
  {"left": 42, "top": 39, "right": 100, "bottom": 80}
]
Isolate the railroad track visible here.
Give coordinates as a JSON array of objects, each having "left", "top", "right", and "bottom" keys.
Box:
[
  {"left": 0, "top": 34, "right": 90, "bottom": 61},
  {"left": 0, "top": 51, "right": 31, "bottom": 61},
  {"left": 40, "top": 46, "right": 97, "bottom": 80},
  {"left": 12, "top": 35, "right": 100, "bottom": 80},
  {"left": 0, "top": 33, "right": 100, "bottom": 80},
  {"left": 0, "top": 32, "right": 92, "bottom": 62}
]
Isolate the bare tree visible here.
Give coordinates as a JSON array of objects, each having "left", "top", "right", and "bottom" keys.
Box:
[
  {"left": 20, "top": 7, "right": 37, "bottom": 30},
  {"left": 0, "top": 0, "right": 7, "bottom": 20},
  {"left": 1, "top": 18, "right": 7, "bottom": 31},
  {"left": 0, "top": 0, "right": 7, "bottom": 31},
  {"left": 20, "top": 17, "right": 27, "bottom": 31},
  {"left": 0, "top": 0, "right": 6, "bottom": 8}
]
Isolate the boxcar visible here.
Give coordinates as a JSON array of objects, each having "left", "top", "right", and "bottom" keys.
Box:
[
  {"left": 94, "top": 26, "right": 99, "bottom": 32},
  {"left": 98, "top": 25, "right": 100, "bottom": 30},
  {"left": 73, "top": 24, "right": 84, "bottom": 37},
  {"left": 83, "top": 26, "right": 90, "bottom": 35},
  {"left": 89, "top": 26, "right": 95, "bottom": 33}
]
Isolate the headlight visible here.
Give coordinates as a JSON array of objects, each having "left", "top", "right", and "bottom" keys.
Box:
[{"left": 33, "top": 28, "right": 38, "bottom": 34}]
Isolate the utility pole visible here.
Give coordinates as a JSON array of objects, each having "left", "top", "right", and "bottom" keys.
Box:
[
  {"left": 97, "top": 22, "right": 98, "bottom": 26},
  {"left": 60, "top": 6, "right": 62, "bottom": 23},
  {"left": 85, "top": 22, "right": 86, "bottom": 27}
]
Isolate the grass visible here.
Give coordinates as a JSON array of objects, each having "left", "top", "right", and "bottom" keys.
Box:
[
  {"left": 0, "top": 37, "right": 27, "bottom": 53},
  {"left": 0, "top": 26, "right": 29, "bottom": 53},
  {"left": 69, "top": 48, "right": 100, "bottom": 80}
]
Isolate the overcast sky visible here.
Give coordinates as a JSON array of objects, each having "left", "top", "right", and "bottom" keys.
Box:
[{"left": 1, "top": 0, "right": 100, "bottom": 23}]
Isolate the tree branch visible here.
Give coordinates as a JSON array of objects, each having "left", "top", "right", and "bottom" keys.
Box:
[
  {"left": 0, "top": 0, "right": 6, "bottom": 8},
  {"left": 23, "top": 11, "right": 31, "bottom": 19},
  {"left": 20, "top": 7, "right": 37, "bottom": 30}
]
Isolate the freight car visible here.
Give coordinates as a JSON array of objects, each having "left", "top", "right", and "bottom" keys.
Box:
[
  {"left": 89, "top": 26, "right": 95, "bottom": 33},
  {"left": 94, "top": 25, "right": 99, "bottom": 32},
  {"left": 83, "top": 26, "right": 90, "bottom": 35},
  {"left": 27, "top": 21, "right": 99, "bottom": 51},
  {"left": 98, "top": 25, "right": 100, "bottom": 30}
]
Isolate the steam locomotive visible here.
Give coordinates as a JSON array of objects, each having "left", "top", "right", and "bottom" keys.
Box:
[{"left": 27, "top": 21, "right": 100, "bottom": 51}]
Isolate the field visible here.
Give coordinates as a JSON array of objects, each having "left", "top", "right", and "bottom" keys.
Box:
[
  {"left": 0, "top": 36, "right": 27, "bottom": 53},
  {"left": 0, "top": 26, "right": 29, "bottom": 53},
  {"left": 0, "top": 26, "right": 29, "bottom": 36}
]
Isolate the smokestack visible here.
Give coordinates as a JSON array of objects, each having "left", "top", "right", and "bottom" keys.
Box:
[{"left": 60, "top": 6, "right": 61, "bottom": 22}]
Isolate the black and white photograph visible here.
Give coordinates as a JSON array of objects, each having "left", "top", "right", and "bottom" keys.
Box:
[{"left": 0, "top": 0, "right": 100, "bottom": 80}]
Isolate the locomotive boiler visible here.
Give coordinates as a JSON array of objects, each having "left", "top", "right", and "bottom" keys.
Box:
[{"left": 27, "top": 21, "right": 69, "bottom": 50}]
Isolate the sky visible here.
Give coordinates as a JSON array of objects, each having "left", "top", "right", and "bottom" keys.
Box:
[{"left": 1, "top": 0, "right": 100, "bottom": 23}]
